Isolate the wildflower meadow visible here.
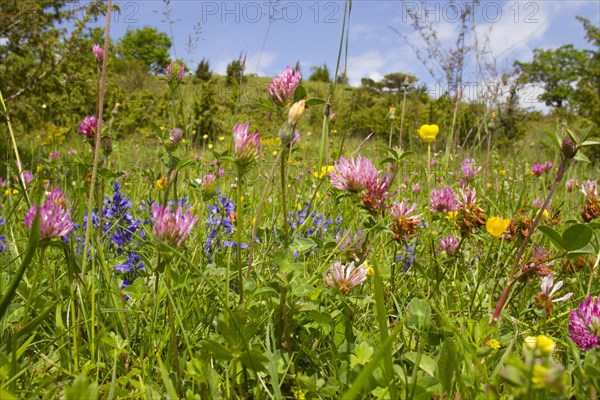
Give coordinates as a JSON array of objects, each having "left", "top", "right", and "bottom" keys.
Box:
[{"left": 1, "top": 1, "right": 600, "bottom": 399}]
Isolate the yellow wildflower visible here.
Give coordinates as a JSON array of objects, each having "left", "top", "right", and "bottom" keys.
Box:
[
  {"left": 525, "top": 335, "right": 555, "bottom": 355},
  {"left": 446, "top": 211, "right": 457, "bottom": 221},
  {"left": 155, "top": 177, "right": 167, "bottom": 191},
  {"left": 363, "top": 262, "right": 374, "bottom": 276},
  {"left": 499, "top": 169, "right": 507, "bottom": 176},
  {"left": 417, "top": 124, "right": 439, "bottom": 144},
  {"left": 531, "top": 364, "right": 550, "bottom": 389},
  {"left": 486, "top": 339, "right": 501, "bottom": 350},
  {"left": 486, "top": 216, "right": 510, "bottom": 238}
]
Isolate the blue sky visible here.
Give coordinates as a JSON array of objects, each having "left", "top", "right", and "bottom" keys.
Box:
[{"left": 84, "top": 0, "right": 599, "bottom": 103}]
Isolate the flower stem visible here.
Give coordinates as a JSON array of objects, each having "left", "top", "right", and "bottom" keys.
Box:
[
  {"left": 236, "top": 167, "right": 245, "bottom": 305},
  {"left": 165, "top": 267, "right": 183, "bottom": 396},
  {"left": 491, "top": 159, "right": 570, "bottom": 325},
  {"left": 280, "top": 147, "right": 290, "bottom": 249}
]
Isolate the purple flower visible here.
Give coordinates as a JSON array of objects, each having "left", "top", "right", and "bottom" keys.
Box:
[
  {"left": 24, "top": 187, "right": 73, "bottom": 240},
  {"left": 20, "top": 170, "right": 34, "bottom": 184},
  {"left": 523, "top": 244, "right": 555, "bottom": 276},
  {"left": 565, "top": 178, "right": 578, "bottom": 192},
  {"left": 330, "top": 155, "right": 379, "bottom": 194},
  {"left": 531, "top": 161, "right": 553, "bottom": 176},
  {"left": 151, "top": 203, "right": 198, "bottom": 248},
  {"left": 232, "top": 122, "right": 261, "bottom": 167},
  {"left": 166, "top": 62, "right": 185, "bottom": 81},
  {"left": 430, "top": 186, "right": 459, "bottom": 213},
  {"left": 79, "top": 115, "right": 100, "bottom": 138},
  {"left": 411, "top": 184, "right": 421, "bottom": 193},
  {"left": 362, "top": 168, "right": 396, "bottom": 213},
  {"left": 92, "top": 44, "right": 104, "bottom": 61},
  {"left": 268, "top": 66, "right": 302, "bottom": 105},
  {"left": 325, "top": 260, "right": 368, "bottom": 293},
  {"left": 439, "top": 234, "right": 460, "bottom": 255},
  {"left": 569, "top": 296, "right": 600, "bottom": 351},
  {"left": 461, "top": 158, "right": 479, "bottom": 179},
  {"left": 0, "top": 177, "right": 6, "bottom": 188},
  {"left": 0, "top": 215, "right": 6, "bottom": 253}
]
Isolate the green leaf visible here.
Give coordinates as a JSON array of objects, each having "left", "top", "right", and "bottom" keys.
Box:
[
  {"left": 403, "top": 352, "right": 436, "bottom": 377},
  {"left": 289, "top": 237, "right": 316, "bottom": 253},
  {"left": 258, "top": 99, "right": 273, "bottom": 110},
  {"left": 0, "top": 209, "right": 39, "bottom": 321},
  {"left": 238, "top": 350, "right": 268, "bottom": 373},
  {"left": 306, "top": 98, "right": 326, "bottom": 106},
  {"left": 342, "top": 324, "right": 403, "bottom": 400},
  {"left": 0, "top": 390, "right": 17, "bottom": 400},
  {"left": 201, "top": 340, "right": 233, "bottom": 361},
  {"left": 584, "top": 348, "right": 600, "bottom": 391},
  {"left": 350, "top": 342, "right": 374, "bottom": 367},
  {"left": 544, "top": 130, "right": 561, "bottom": 151},
  {"left": 65, "top": 375, "right": 99, "bottom": 400},
  {"left": 156, "top": 356, "right": 178, "bottom": 400},
  {"left": 580, "top": 140, "right": 600, "bottom": 147},
  {"left": 437, "top": 339, "right": 458, "bottom": 393},
  {"left": 562, "top": 224, "right": 593, "bottom": 251},
  {"left": 406, "top": 298, "right": 431, "bottom": 330},
  {"left": 574, "top": 152, "right": 590, "bottom": 163},
  {"left": 537, "top": 225, "right": 565, "bottom": 250},
  {"left": 175, "top": 158, "right": 196, "bottom": 171},
  {"left": 293, "top": 85, "right": 307, "bottom": 101}
]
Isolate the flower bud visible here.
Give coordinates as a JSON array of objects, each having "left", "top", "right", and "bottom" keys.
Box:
[
  {"left": 561, "top": 134, "right": 578, "bottom": 159},
  {"left": 288, "top": 99, "right": 306, "bottom": 125},
  {"left": 165, "top": 128, "right": 183, "bottom": 152},
  {"left": 100, "top": 136, "right": 113, "bottom": 157},
  {"left": 92, "top": 44, "right": 104, "bottom": 61}
]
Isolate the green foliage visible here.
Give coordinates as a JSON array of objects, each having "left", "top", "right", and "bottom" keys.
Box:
[
  {"left": 194, "top": 58, "right": 213, "bottom": 82},
  {"left": 515, "top": 44, "right": 590, "bottom": 109},
  {"left": 226, "top": 58, "right": 246, "bottom": 85},
  {"left": 309, "top": 64, "right": 331, "bottom": 83},
  {"left": 116, "top": 26, "right": 172, "bottom": 74}
]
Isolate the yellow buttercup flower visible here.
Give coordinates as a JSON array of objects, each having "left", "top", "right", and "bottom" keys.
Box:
[
  {"left": 499, "top": 169, "right": 507, "bottom": 176},
  {"left": 418, "top": 124, "right": 439, "bottom": 144},
  {"left": 537, "top": 208, "right": 549, "bottom": 221},
  {"left": 486, "top": 216, "right": 510, "bottom": 238}
]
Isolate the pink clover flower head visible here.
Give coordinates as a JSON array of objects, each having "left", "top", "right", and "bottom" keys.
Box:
[
  {"left": 461, "top": 157, "right": 479, "bottom": 179},
  {"left": 430, "top": 186, "right": 459, "bottom": 213},
  {"left": 581, "top": 180, "right": 598, "bottom": 197},
  {"left": 565, "top": 178, "right": 578, "bottom": 193},
  {"left": 0, "top": 177, "right": 6, "bottom": 188},
  {"left": 439, "top": 234, "right": 460, "bottom": 255},
  {"left": 232, "top": 122, "right": 261, "bottom": 166},
  {"left": 411, "top": 184, "right": 421, "bottom": 193},
  {"left": 50, "top": 151, "right": 59, "bottom": 161},
  {"left": 151, "top": 203, "right": 198, "bottom": 248},
  {"left": 92, "top": 44, "right": 104, "bottom": 61},
  {"left": 166, "top": 62, "right": 185, "bottom": 81},
  {"left": 390, "top": 199, "right": 422, "bottom": 241},
  {"left": 21, "top": 170, "right": 34, "bottom": 184},
  {"left": 79, "top": 115, "right": 100, "bottom": 138},
  {"left": 329, "top": 155, "right": 378, "bottom": 194},
  {"left": 459, "top": 186, "right": 477, "bottom": 207},
  {"left": 68, "top": 149, "right": 78, "bottom": 156},
  {"left": 531, "top": 161, "right": 553, "bottom": 176},
  {"left": 362, "top": 169, "right": 396, "bottom": 213},
  {"left": 569, "top": 296, "right": 600, "bottom": 351},
  {"left": 324, "top": 260, "right": 368, "bottom": 294},
  {"left": 268, "top": 66, "right": 302, "bottom": 105},
  {"left": 24, "top": 186, "right": 73, "bottom": 240}
]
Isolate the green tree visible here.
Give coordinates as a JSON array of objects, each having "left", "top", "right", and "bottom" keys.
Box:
[
  {"left": 117, "top": 26, "right": 172, "bottom": 74},
  {"left": 226, "top": 58, "right": 246, "bottom": 85},
  {"left": 515, "top": 44, "right": 590, "bottom": 108},
  {"left": 309, "top": 64, "right": 331, "bottom": 82},
  {"left": 380, "top": 73, "right": 417, "bottom": 93},
  {"left": 195, "top": 58, "right": 213, "bottom": 82},
  {"left": 572, "top": 17, "right": 600, "bottom": 126}
]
